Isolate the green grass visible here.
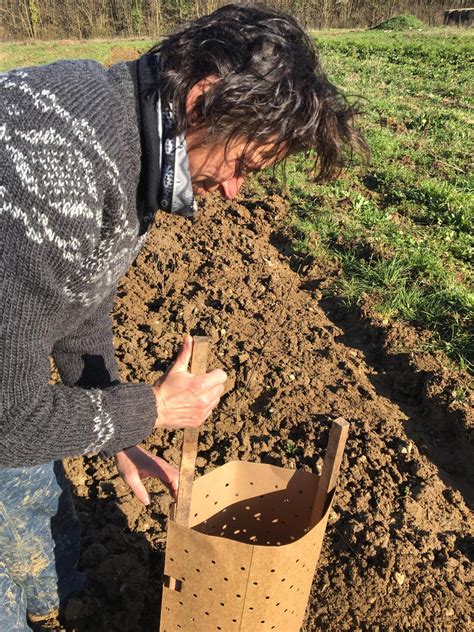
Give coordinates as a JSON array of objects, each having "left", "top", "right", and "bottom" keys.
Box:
[
  {"left": 1, "top": 30, "right": 473, "bottom": 370},
  {"left": 281, "top": 28, "right": 473, "bottom": 371},
  {"left": 0, "top": 38, "right": 154, "bottom": 71}
]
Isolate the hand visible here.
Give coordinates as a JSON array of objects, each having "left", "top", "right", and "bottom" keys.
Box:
[
  {"left": 153, "top": 335, "right": 226, "bottom": 430},
  {"left": 115, "top": 446, "right": 179, "bottom": 504}
]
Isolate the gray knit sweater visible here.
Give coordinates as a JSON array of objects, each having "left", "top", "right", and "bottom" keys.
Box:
[{"left": 1, "top": 60, "right": 158, "bottom": 467}]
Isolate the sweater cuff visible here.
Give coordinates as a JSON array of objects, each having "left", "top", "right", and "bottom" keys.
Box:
[{"left": 99, "top": 382, "right": 157, "bottom": 456}]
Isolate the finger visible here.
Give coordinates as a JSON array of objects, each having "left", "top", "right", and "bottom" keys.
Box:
[
  {"left": 199, "top": 368, "right": 227, "bottom": 387},
  {"left": 124, "top": 471, "right": 150, "bottom": 505},
  {"left": 168, "top": 334, "right": 193, "bottom": 375},
  {"left": 170, "top": 477, "right": 179, "bottom": 500},
  {"left": 199, "top": 383, "right": 225, "bottom": 406}
]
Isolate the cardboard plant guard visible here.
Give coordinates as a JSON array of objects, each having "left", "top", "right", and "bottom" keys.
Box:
[{"left": 161, "top": 338, "right": 349, "bottom": 632}]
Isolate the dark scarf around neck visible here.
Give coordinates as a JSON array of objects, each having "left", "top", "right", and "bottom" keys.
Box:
[{"left": 127, "top": 54, "right": 196, "bottom": 235}]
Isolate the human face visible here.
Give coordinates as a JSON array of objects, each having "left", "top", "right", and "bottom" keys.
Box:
[{"left": 186, "top": 129, "right": 279, "bottom": 201}]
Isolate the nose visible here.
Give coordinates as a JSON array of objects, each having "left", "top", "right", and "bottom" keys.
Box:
[{"left": 219, "top": 176, "right": 245, "bottom": 200}]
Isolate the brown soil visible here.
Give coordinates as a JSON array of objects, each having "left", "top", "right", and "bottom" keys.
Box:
[{"left": 43, "top": 192, "right": 473, "bottom": 631}]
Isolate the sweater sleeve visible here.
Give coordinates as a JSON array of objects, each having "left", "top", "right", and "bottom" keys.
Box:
[
  {"left": 52, "top": 292, "right": 121, "bottom": 389},
  {"left": 0, "top": 272, "right": 157, "bottom": 468}
]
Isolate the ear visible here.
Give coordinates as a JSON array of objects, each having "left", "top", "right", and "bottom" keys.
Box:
[{"left": 185, "top": 76, "right": 219, "bottom": 121}]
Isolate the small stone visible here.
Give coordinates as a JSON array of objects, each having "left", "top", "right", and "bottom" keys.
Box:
[
  {"left": 64, "top": 598, "right": 84, "bottom": 623},
  {"left": 288, "top": 373, "right": 296, "bottom": 381},
  {"left": 394, "top": 572, "right": 405, "bottom": 586}
]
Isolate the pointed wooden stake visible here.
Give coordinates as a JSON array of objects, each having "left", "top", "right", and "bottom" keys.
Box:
[
  {"left": 311, "top": 417, "right": 350, "bottom": 525},
  {"left": 174, "top": 336, "right": 209, "bottom": 526}
]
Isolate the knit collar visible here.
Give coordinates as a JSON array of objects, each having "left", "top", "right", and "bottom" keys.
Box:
[{"left": 129, "top": 54, "right": 196, "bottom": 235}]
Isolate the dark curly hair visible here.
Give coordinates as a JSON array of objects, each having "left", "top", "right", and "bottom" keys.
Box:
[{"left": 148, "top": 4, "right": 369, "bottom": 180}]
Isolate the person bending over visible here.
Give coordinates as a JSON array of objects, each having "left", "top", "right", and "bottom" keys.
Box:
[{"left": 0, "top": 5, "right": 367, "bottom": 630}]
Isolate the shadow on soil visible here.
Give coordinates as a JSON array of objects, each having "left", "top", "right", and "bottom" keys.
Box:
[
  {"left": 321, "top": 296, "right": 473, "bottom": 508},
  {"left": 56, "top": 484, "right": 166, "bottom": 632}
]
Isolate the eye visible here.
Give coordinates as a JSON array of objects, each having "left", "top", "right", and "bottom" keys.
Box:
[{"left": 236, "top": 158, "right": 255, "bottom": 178}]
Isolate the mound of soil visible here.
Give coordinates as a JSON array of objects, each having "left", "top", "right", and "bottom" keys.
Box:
[
  {"left": 51, "top": 191, "right": 472, "bottom": 631},
  {"left": 372, "top": 15, "right": 425, "bottom": 31}
]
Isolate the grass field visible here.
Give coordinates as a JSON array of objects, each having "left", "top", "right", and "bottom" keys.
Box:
[
  {"left": 1, "top": 27, "right": 472, "bottom": 370},
  {"left": 287, "top": 27, "right": 473, "bottom": 372}
]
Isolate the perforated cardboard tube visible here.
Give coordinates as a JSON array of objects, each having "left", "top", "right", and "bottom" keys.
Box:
[{"left": 160, "top": 457, "right": 338, "bottom": 632}]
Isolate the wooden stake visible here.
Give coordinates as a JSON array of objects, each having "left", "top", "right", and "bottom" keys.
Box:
[
  {"left": 311, "top": 417, "right": 350, "bottom": 525},
  {"left": 174, "top": 336, "right": 209, "bottom": 526}
]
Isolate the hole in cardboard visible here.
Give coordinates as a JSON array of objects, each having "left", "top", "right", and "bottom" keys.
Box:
[{"left": 163, "top": 576, "right": 182, "bottom": 592}]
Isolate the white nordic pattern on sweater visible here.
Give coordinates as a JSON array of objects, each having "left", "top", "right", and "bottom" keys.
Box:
[
  {"left": 85, "top": 389, "right": 115, "bottom": 452},
  {"left": 1, "top": 69, "right": 146, "bottom": 308}
]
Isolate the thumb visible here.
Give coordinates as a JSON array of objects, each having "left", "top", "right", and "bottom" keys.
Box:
[
  {"left": 168, "top": 334, "right": 193, "bottom": 375},
  {"left": 124, "top": 471, "right": 150, "bottom": 505}
]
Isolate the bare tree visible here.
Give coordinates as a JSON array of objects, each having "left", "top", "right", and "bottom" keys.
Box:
[{"left": 1, "top": 0, "right": 472, "bottom": 40}]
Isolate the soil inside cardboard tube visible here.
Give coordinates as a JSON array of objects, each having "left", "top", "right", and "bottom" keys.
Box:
[{"left": 57, "top": 191, "right": 472, "bottom": 632}]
